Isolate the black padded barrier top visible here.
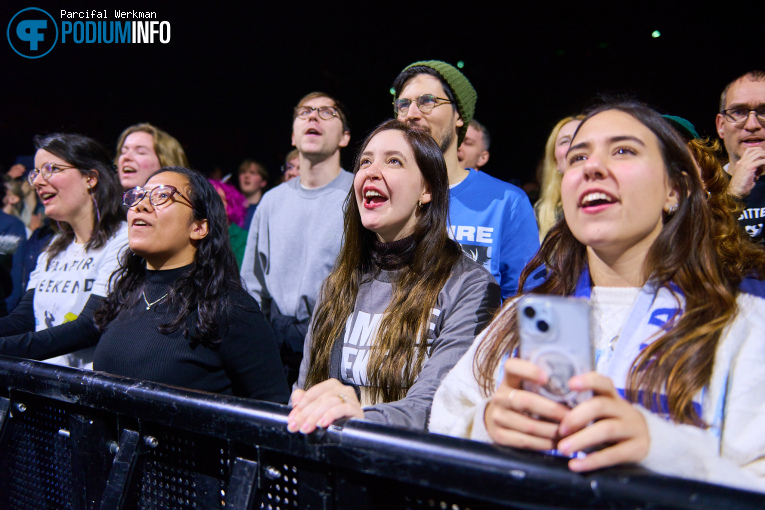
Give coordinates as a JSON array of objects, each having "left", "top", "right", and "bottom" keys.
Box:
[{"left": 0, "top": 355, "right": 763, "bottom": 510}]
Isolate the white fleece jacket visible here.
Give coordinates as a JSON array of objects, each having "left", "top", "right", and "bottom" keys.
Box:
[{"left": 429, "top": 291, "right": 765, "bottom": 493}]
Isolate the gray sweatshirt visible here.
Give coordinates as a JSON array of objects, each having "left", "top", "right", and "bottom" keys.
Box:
[
  {"left": 296, "top": 255, "right": 501, "bottom": 430},
  {"left": 241, "top": 171, "right": 354, "bottom": 322}
]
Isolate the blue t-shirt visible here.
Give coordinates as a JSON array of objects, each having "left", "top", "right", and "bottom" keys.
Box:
[{"left": 449, "top": 169, "right": 539, "bottom": 298}]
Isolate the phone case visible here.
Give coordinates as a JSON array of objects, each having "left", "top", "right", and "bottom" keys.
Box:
[{"left": 517, "top": 295, "right": 594, "bottom": 408}]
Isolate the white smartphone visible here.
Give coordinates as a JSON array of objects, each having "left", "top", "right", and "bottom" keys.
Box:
[{"left": 517, "top": 295, "right": 594, "bottom": 408}]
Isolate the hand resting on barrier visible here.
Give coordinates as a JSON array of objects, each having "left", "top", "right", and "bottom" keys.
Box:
[
  {"left": 288, "top": 378, "right": 364, "bottom": 433},
  {"left": 486, "top": 358, "right": 649, "bottom": 472}
]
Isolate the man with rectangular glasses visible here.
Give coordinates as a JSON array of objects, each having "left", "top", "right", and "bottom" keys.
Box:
[
  {"left": 391, "top": 61, "right": 539, "bottom": 299},
  {"left": 241, "top": 92, "right": 352, "bottom": 385},
  {"left": 716, "top": 71, "right": 765, "bottom": 242}
]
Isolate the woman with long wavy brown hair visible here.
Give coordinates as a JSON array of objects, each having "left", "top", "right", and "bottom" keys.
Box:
[
  {"left": 287, "top": 120, "right": 500, "bottom": 433},
  {"left": 430, "top": 101, "right": 765, "bottom": 491}
]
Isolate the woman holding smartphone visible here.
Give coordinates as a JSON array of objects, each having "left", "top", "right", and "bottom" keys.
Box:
[
  {"left": 430, "top": 101, "right": 765, "bottom": 491},
  {"left": 287, "top": 120, "right": 500, "bottom": 432}
]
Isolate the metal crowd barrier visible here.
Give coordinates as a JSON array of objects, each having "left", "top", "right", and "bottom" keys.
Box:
[{"left": 0, "top": 355, "right": 763, "bottom": 510}]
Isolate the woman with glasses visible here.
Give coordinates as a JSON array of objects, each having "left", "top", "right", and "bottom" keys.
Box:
[
  {"left": 91, "top": 167, "right": 289, "bottom": 401},
  {"left": 429, "top": 101, "right": 765, "bottom": 491},
  {"left": 287, "top": 120, "right": 500, "bottom": 433},
  {"left": 0, "top": 133, "right": 127, "bottom": 368}
]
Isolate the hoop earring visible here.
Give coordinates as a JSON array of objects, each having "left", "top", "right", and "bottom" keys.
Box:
[{"left": 417, "top": 199, "right": 423, "bottom": 209}]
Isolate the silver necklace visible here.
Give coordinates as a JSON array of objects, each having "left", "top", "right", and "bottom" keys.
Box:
[{"left": 142, "top": 290, "right": 168, "bottom": 310}]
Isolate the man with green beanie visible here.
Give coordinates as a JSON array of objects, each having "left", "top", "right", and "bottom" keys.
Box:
[{"left": 392, "top": 61, "right": 539, "bottom": 298}]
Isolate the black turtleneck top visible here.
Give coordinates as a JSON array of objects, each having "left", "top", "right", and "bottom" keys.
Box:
[
  {"left": 371, "top": 235, "right": 416, "bottom": 271},
  {"left": 93, "top": 265, "right": 289, "bottom": 403}
]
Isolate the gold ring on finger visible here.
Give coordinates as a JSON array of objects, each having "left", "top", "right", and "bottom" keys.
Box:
[{"left": 336, "top": 393, "right": 348, "bottom": 404}]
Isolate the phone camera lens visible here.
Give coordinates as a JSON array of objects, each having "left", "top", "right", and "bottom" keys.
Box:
[
  {"left": 537, "top": 320, "right": 549, "bottom": 332},
  {"left": 523, "top": 306, "right": 535, "bottom": 318}
]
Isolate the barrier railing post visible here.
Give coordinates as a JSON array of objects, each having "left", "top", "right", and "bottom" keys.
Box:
[
  {"left": 68, "top": 412, "right": 116, "bottom": 510},
  {"left": 99, "top": 428, "right": 140, "bottom": 510},
  {"left": 0, "top": 396, "right": 10, "bottom": 507},
  {"left": 226, "top": 457, "right": 260, "bottom": 510},
  {"left": 0, "top": 397, "right": 9, "bottom": 431}
]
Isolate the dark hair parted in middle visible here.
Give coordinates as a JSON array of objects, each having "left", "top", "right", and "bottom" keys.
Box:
[
  {"left": 304, "top": 119, "right": 463, "bottom": 402},
  {"left": 94, "top": 167, "right": 242, "bottom": 347}
]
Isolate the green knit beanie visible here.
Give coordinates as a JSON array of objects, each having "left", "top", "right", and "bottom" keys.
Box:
[{"left": 402, "top": 60, "right": 477, "bottom": 145}]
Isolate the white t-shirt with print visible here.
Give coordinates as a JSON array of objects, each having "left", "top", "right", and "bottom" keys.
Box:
[{"left": 27, "top": 222, "right": 129, "bottom": 368}]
